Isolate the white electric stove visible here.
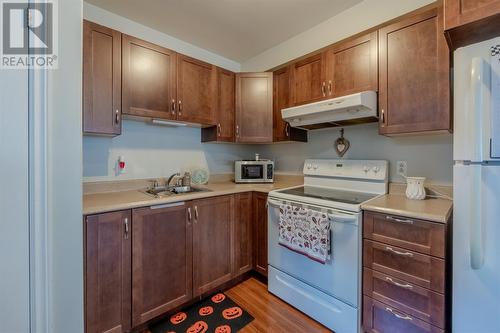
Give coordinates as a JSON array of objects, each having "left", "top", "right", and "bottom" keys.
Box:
[{"left": 267, "top": 159, "right": 388, "bottom": 333}]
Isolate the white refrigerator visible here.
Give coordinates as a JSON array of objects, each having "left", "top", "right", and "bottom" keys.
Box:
[{"left": 453, "top": 37, "right": 500, "bottom": 333}]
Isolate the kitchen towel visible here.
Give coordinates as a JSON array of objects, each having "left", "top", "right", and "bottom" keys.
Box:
[
  {"left": 491, "top": 44, "right": 500, "bottom": 158},
  {"left": 278, "top": 203, "right": 331, "bottom": 264}
]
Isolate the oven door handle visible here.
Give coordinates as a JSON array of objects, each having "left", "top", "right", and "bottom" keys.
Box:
[{"left": 267, "top": 199, "right": 358, "bottom": 224}]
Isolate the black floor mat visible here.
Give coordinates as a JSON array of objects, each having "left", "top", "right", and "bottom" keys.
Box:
[{"left": 149, "top": 292, "right": 254, "bottom": 333}]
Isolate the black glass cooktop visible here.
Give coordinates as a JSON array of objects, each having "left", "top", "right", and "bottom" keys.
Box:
[{"left": 278, "top": 186, "right": 378, "bottom": 205}]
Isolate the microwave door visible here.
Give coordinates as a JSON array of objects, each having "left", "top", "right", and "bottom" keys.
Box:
[{"left": 242, "top": 165, "right": 264, "bottom": 179}]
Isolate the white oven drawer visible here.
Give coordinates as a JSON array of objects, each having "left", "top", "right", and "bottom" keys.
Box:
[
  {"left": 268, "top": 266, "right": 359, "bottom": 333},
  {"left": 267, "top": 198, "right": 361, "bottom": 307}
]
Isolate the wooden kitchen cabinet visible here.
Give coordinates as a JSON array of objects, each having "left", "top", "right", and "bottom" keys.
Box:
[
  {"left": 232, "top": 193, "right": 253, "bottom": 276},
  {"left": 83, "top": 20, "right": 122, "bottom": 136},
  {"left": 176, "top": 54, "right": 217, "bottom": 125},
  {"left": 444, "top": 0, "right": 500, "bottom": 49},
  {"left": 201, "top": 67, "right": 235, "bottom": 142},
  {"left": 253, "top": 192, "right": 268, "bottom": 276},
  {"left": 131, "top": 203, "right": 193, "bottom": 327},
  {"left": 273, "top": 66, "right": 307, "bottom": 142},
  {"left": 122, "top": 34, "right": 177, "bottom": 120},
  {"left": 192, "top": 196, "right": 233, "bottom": 296},
  {"left": 325, "top": 31, "right": 378, "bottom": 98},
  {"left": 378, "top": 7, "right": 451, "bottom": 135},
  {"left": 85, "top": 210, "right": 131, "bottom": 333},
  {"left": 290, "top": 52, "right": 328, "bottom": 106},
  {"left": 235, "top": 72, "right": 273, "bottom": 143}
]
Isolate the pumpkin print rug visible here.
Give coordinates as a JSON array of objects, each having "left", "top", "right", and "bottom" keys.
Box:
[{"left": 149, "top": 292, "right": 254, "bottom": 333}]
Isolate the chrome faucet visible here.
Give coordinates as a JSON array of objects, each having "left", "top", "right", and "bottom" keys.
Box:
[{"left": 166, "top": 172, "right": 181, "bottom": 188}]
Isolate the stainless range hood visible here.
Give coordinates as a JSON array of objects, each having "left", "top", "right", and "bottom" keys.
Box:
[{"left": 281, "top": 91, "right": 378, "bottom": 130}]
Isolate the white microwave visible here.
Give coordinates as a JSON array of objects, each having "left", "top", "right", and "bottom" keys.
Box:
[{"left": 235, "top": 160, "right": 274, "bottom": 183}]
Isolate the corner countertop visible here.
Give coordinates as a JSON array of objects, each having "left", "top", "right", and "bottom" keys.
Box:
[
  {"left": 83, "top": 175, "right": 303, "bottom": 215},
  {"left": 361, "top": 194, "right": 453, "bottom": 224}
]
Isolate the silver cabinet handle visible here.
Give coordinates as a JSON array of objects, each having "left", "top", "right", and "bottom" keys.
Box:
[
  {"left": 381, "top": 109, "right": 385, "bottom": 124},
  {"left": 236, "top": 125, "right": 239, "bottom": 137},
  {"left": 115, "top": 109, "right": 120, "bottom": 124},
  {"left": 385, "top": 307, "right": 412, "bottom": 321},
  {"left": 386, "top": 216, "right": 414, "bottom": 224},
  {"left": 217, "top": 123, "right": 221, "bottom": 137},
  {"left": 178, "top": 100, "right": 182, "bottom": 116},
  {"left": 328, "top": 80, "right": 332, "bottom": 95},
  {"left": 385, "top": 246, "right": 413, "bottom": 257},
  {"left": 194, "top": 205, "right": 199, "bottom": 221},
  {"left": 385, "top": 276, "right": 413, "bottom": 289},
  {"left": 187, "top": 207, "right": 192, "bottom": 223},
  {"left": 124, "top": 217, "right": 129, "bottom": 240},
  {"left": 321, "top": 81, "right": 326, "bottom": 97},
  {"left": 171, "top": 99, "right": 176, "bottom": 115},
  {"left": 285, "top": 123, "right": 290, "bottom": 137}
]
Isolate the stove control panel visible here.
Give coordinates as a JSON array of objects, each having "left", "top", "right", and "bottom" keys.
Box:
[{"left": 303, "top": 159, "right": 388, "bottom": 181}]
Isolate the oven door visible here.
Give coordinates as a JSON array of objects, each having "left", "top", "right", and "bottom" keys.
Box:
[{"left": 267, "top": 197, "right": 361, "bottom": 307}]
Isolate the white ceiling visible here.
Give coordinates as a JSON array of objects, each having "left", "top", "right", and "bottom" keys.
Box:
[{"left": 85, "top": 0, "right": 363, "bottom": 63}]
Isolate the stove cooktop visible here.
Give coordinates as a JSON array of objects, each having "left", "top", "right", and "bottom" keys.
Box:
[{"left": 277, "top": 186, "right": 379, "bottom": 205}]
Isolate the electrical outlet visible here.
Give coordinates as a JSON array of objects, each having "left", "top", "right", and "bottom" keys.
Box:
[{"left": 397, "top": 161, "right": 407, "bottom": 178}]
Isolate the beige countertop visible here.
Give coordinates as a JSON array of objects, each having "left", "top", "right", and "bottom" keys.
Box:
[
  {"left": 361, "top": 194, "right": 453, "bottom": 223},
  {"left": 83, "top": 175, "right": 303, "bottom": 215}
]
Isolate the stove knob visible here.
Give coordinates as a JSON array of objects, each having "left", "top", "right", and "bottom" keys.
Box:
[
  {"left": 372, "top": 166, "right": 380, "bottom": 174},
  {"left": 306, "top": 164, "right": 312, "bottom": 170},
  {"left": 313, "top": 164, "right": 318, "bottom": 170},
  {"left": 363, "top": 166, "right": 370, "bottom": 173}
]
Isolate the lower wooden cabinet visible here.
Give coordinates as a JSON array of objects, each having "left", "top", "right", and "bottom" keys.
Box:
[
  {"left": 253, "top": 192, "right": 268, "bottom": 276},
  {"left": 85, "top": 210, "right": 131, "bottom": 333},
  {"left": 131, "top": 203, "right": 193, "bottom": 327},
  {"left": 233, "top": 192, "right": 253, "bottom": 275},
  {"left": 192, "top": 196, "right": 233, "bottom": 296}
]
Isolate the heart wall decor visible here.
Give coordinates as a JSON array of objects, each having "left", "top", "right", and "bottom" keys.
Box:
[{"left": 334, "top": 128, "right": 350, "bottom": 157}]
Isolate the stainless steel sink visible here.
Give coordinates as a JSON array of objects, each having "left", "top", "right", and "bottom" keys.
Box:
[{"left": 141, "top": 186, "right": 211, "bottom": 198}]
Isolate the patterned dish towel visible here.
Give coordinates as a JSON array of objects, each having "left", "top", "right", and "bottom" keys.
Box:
[{"left": 278, "top": 204, "right": 331, "bottom": 264}]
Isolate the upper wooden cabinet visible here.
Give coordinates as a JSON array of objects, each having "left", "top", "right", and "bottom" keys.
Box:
[
  {"left": 83, "top": 20, "right": 122, "bottom": 136},
  {"left": 290, "top": 52, "right": 327, "bottom": 106},
  {"left": 235, "top": 72, "right": 273, "bottom": 143},
  {"left": 201, "top": 67, "right": 235, "bottom": 142},
  {"left": 444, "top": 0, "right": 500, "bottom": 49},
  {"left": 131, "top": 203, "right": 193, "bottom": 327},
  {"left": 273, "top": 66, "right": 308, "bottom": 142},
  {"left": 122, "top": 34, "right": 177, "bottom": 120},
  {"left": 378, "top": 7, "right": 451, "bottom": 135},
  {"left": 325, "top": 31, "right": 378, "bottom": 98},
  {"left": 177, "top": 54, "right": 217, "bottom": 125},
  {"left": 85, "top": 210, "right": 131, "bottom": 333}
]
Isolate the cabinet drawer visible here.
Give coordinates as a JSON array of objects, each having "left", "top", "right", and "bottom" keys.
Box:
[
  {"left": 363, "top": 240, "right": 445, "bottom": 293},
  {"left": 363, "top": 268, "right": 444, "bottom": 328},
  {"left": 364, "top": 211, "right": 445, "bottom": 258},
  {"left": 363, "top": 296, "right": 444, "bottom": 333}
]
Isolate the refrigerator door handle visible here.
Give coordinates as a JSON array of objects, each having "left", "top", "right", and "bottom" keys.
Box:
[
  {"left": 470, "top": 165, "right": 484, "bottom": 270},
  {"left": 469, "top": 58, "right": 486, "bottom": 162}
]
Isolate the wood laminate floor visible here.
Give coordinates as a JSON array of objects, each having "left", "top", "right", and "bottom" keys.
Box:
[{"left": 225, "top": 277, "right": 332, "bottom": 333}]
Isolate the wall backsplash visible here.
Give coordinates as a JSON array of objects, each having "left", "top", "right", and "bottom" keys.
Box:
[
  {"left": 258, "top": 123, "right": 453, "bottom": 185},
  {"left": 83, "top": 120, "right": 257, "bottom": 182}
]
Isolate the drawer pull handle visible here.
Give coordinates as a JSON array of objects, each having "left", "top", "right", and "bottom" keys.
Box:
[
  {"left": 386, "top": 307, "right": 413, "bottom": 321},
  {"left": 385, "top": 246, "right": 413, "bottom": 257},
  {"left": 385, "top": 277, "right": 413, "bottom": 289},
  {"left": 386, "top": 216, "right": 414, "bottom": 224}
]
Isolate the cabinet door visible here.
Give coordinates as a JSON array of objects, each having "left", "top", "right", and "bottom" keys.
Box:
[
  {"left": 193, "top": 196, "right": 233, "bottom": 296},
  {"left": 201, "top": 68, "right": 235, "bottom": 142},
  {"left": 235, "top": 72, "right": 273, "bottom": 143},
  {"left": 290, "top": 52, "right": 327, "bottom": 106},
  {"left": 326, "top": 31, "right": 378, "bottom": 98},
  {"left": 378, "top": 7, "right": 451, "bottom": 135},
  {"left": 83, "top": 21, "right": 121, "bottom": 136},
  {"left": 253, "top": 192, "right": 268, "bottom": 276},
  {"left": 132, "top": 203, "right": 192, "bottom": 327},
  {"left": 232, "top": 193, "right": 253, "bottom": 276},
  {"left": 273, "top": 66, "right": 307, "bottom": 142},
  {"left": 122, "top": 35, "right": 177, "bottom": 120},
  {"left": 177, "top": 54, "right": 217, "bottom": 125},
  {"left": 85, "top": 210, "right": 131, "bottom": 333},
  {"left": 445, "top": 0, "right": 500, "bottom": 29}
]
